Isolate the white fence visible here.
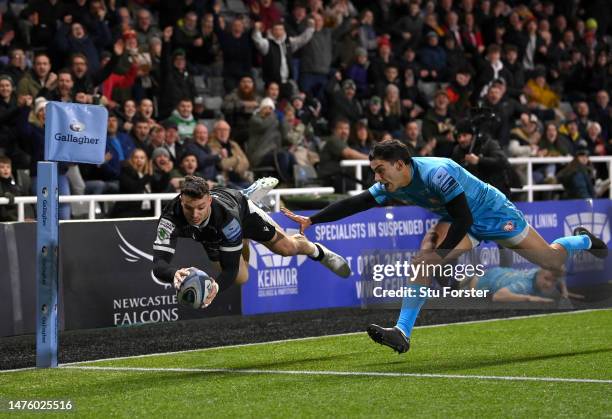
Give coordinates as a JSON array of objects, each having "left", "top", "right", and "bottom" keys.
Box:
[
  {"left": 341, "top": 156, "right": 612, "bottom": 201},
  {"left": 0, "top": 187, "right": 335, "bottom": 222}
]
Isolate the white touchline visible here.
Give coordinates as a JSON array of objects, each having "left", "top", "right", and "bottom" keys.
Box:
[{"left": 63, "top": 365, "right": 612, "bottom": 385}]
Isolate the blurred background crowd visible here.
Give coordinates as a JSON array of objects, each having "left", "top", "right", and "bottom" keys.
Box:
[{"left": 0, "top": 0, "right": 611, "bottom": 221}]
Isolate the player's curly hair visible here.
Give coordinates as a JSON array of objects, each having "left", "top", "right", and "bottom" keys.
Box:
[
  {"left": 369, "top": 139, "right": 413, "bottom": 165},
  {"left": 181, "top": 175, "right": 210, "bottom": 198}
]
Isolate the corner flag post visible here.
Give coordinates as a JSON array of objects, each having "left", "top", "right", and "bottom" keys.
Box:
[{"left": 36, "top": 161, "right": 59, "bottom": 368}]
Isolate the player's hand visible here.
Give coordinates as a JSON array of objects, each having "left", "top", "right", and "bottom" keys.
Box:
[
  {"left": 280, "top": 207, "right": 312, "bottom": 234},
  {"left": 173, "top": 268, "right": 191, "bottom": 290},
  {"left": 201, "top": 278, "right": 219, "bottom": 309}
]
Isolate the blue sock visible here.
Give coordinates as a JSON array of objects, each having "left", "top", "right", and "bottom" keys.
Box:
[
  {"left": 395, "top": 284, "right": 429, "bottom": 337},
  {"left": 552, "top": 235, "right": 591, "bottom": 258}
]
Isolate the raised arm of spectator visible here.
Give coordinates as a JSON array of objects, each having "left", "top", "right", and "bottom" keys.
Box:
[
  {"left": 288, "top": 23, "right": 314, "bottom": 52},
  {"left": 251, "top": 22, "right": 270, "bottom": 55}
]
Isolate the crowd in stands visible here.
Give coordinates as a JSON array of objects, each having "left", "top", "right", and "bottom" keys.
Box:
[{"left": 0, "top": 0, "right": 611, "bottom": 221}]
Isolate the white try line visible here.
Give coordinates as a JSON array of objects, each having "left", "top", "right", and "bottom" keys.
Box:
[
  {"left": 62, "top": 365, "right": 612, "bottom": 385},
  {"left": 1, "top": 308, "right": 610, "bottom": 374}
]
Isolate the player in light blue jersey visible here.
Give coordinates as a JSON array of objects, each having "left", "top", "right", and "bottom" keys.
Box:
[{"left": 282, "top": 139, "right": 607, "bottom": 354}]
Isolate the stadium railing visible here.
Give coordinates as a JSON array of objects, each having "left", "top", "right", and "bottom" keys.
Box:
[
  {"left": 340, "top": 156, "right": 612, "bottom": 201},
  {"left": 0, "top": 187, "right": 335, "bottom": 222}
]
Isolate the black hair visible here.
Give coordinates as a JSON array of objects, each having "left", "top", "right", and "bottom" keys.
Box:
[
  {"left": 369, "top": 139, "right": 413, "bottom": 164},
  {"left": 181, "top": 175, "right": 210, "bottom": 198}
]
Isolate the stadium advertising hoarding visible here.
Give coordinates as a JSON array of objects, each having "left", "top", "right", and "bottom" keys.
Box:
[
  {"left": 0, "top": 219, "right": 240, "bottom": 337},
  {"left": 242, "top": 199, "right": 612, "bottom": 315}
]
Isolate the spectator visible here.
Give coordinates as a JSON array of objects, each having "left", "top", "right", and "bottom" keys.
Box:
[
  {"left": 327, "top": 78, "right": 362, "bottom": 124},
  {"left": 481, "top": 80, "right": 528, "bottom": 147},
  {"left": 591, "top": 90, "right": 611, "bottom": 142},
  {"left": 575, "top": 101, "right": 592, "bottom": 140},
  {"left": 208, "top": 120, "right": 251, "bottom": 189},
  {"left": 167, "top": 98, "right": 197, "bottom": 141},
  {"left": 417, "top": 32, "right": 446, "bottom": 82},
  {"left": 169, "top": 151, "right": 204, "bottom": 191},
  {"left": 38, "top": 69, "right": 74, "bottom": 102},
  {"left": 348, "top": 120, "right": 376, "bottom": 155},
  {"left": 172, "top": 11, "right": 200, "bottom": 63},
  {"left": 422, "top": 90, "right": 456, "bottom": 157},
  {"left": 1, "top": 48, "right": 27, "bottom": 86},
  {"left": 586, "top": 122, "right": 611, "bottom": 157},
  {"left": 365, "top": 96, "right": 385, "bottom": 138},
  {"left": 161, "top": 119, "right": 182, "bottom": 165},
  {"left": 119, "top": 99, "right": 137, "bottom": 133},
  {"left": 502, "top": 44, "right": 526, "bottom": 99},
  {"left": 299, "top": 13, "right": 336, "bottom": 99},
  {"left": 345, "top": 47, "right": 370, "bottom": 98},
  {"left": 0, "top": 75, "right": 19, "bottom": 159},
  {"left": 182, "top": 123, "right": 221, "bottom": 182},
  {"left": 135, "top": 8, "right": 161, "bottom": 48},
  {"left": 0, "top": 155, "right": 21, "bottom": 222},
  {"left": 534, "top": 122, "right": 571, "bottom": 186},
  {"left": 284, "top": 105, "right": 319, "bottom": 171},
  {"left": 358, "top": 9, "right": 377, "bottom": 56},
  {"left": 398, "top": 120, "right": 435, "bottom": 157},
  {"left": 111, "top": 148, "right": 154, "bottom": 218},
  {"left": 557, "top": 149, "right": 596, "bottom": 199},
  {"left": 317, "top": 118, "right": 369, "bottom": 192},
  {"left": 190, "top": 14, "right": 221, "bottom": 77},
  {"left": 286, "top": 2, "right": 309, "bottom": 81},
  {"left": 147, "top": 124, "right": 166, "bottom": 151},
  {"left": 474, "top": 44, "right": 513, "bottom": 99},
  {"left": 445, "top": 66, "right": 473, "bottom": 119},
  {"left": 250, "top": 0, "right": 283, "bottom": 33},
  {"left": 138, "top": 98, "right": 155, "bottom": 125},
  {"left": 212, "top": 11, "right": 254, "bottom": 94},
  {"left": 129, "top": 117, "right": 153, "bottom": 157},
  {"left": 253, "top": 20, "right": 314, "bottom": 99},
  {"left": 508, "top": 113, "right": 542, "bottom": 158},
  {"left": 391, "top": 0, "right": 423, "bottom": 51},
  {"left": 399, "top": 67, "right": 425, "bottom": 120},
  {"left": 381, "top": 84, "right": 405, "bottom": 136},
  {"left": 69, "top": 42, "right": 119, "bottom": 97},
  {"left": 106, "top": 111, "right": 133, "bottom": 163},
  {"left": 375, "top": 63, "right": 401, "bottom": 98},
  {"left": 150, "top": 147, "right": 174, "bottom": 193},
  {"left": 222, "top": 75, "right": 261, "bottom": 146},
  {"left": 368, "top": 37, "right": 396, "bottom": 92},
  {"left": 17, "top": 52, "right": 55, "bottom": 98},
  {"left": 54, "top": 19, "right": 110, "bottom": 73},
  {"left": 247, "top": 97, "right": 294, "bottom": 183},
  {"left": 159, "top": 26, "right": 196, "bottom": 118},
  {"left": 451, "top": 119, "right": 512, "bottom": 198},
  {"left": 461, "top": 12, "right": 485, "bottom": 56},
  {"left": 524, "top": 67, "right": 560, "bottom": 111}
]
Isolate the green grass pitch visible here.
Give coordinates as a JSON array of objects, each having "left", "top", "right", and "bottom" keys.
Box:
[{"left": 1, "top": 309, "right": 611, "bottom": 418}]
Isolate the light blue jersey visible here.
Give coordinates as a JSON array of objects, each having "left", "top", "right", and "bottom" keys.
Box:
[
  {"left": 475, "top": 267, "right": 540, "bottom": 296},
  {"left": 368, "top": 157, "right": 527, "bottom": 242}
]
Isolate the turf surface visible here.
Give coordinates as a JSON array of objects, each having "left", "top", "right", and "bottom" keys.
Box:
[{"left": 1, "top": 310, "right": 610, "bottom": 418}]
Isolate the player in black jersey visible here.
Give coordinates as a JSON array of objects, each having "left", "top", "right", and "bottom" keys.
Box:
[{"left": 152, "top": 176, "right": 351, "bottom": 308}]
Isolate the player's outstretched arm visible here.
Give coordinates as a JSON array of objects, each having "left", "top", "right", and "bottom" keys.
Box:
[{"left": 281, "top": 191, "right": 378, "bottom": 234}]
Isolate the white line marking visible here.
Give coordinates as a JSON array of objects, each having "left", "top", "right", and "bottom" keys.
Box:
[
  {"left": 63, "top": 365, "right": 612, "bottom": 384},
  {"left": 1, "top": 309, "right": 609, "bottom": 374}
]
